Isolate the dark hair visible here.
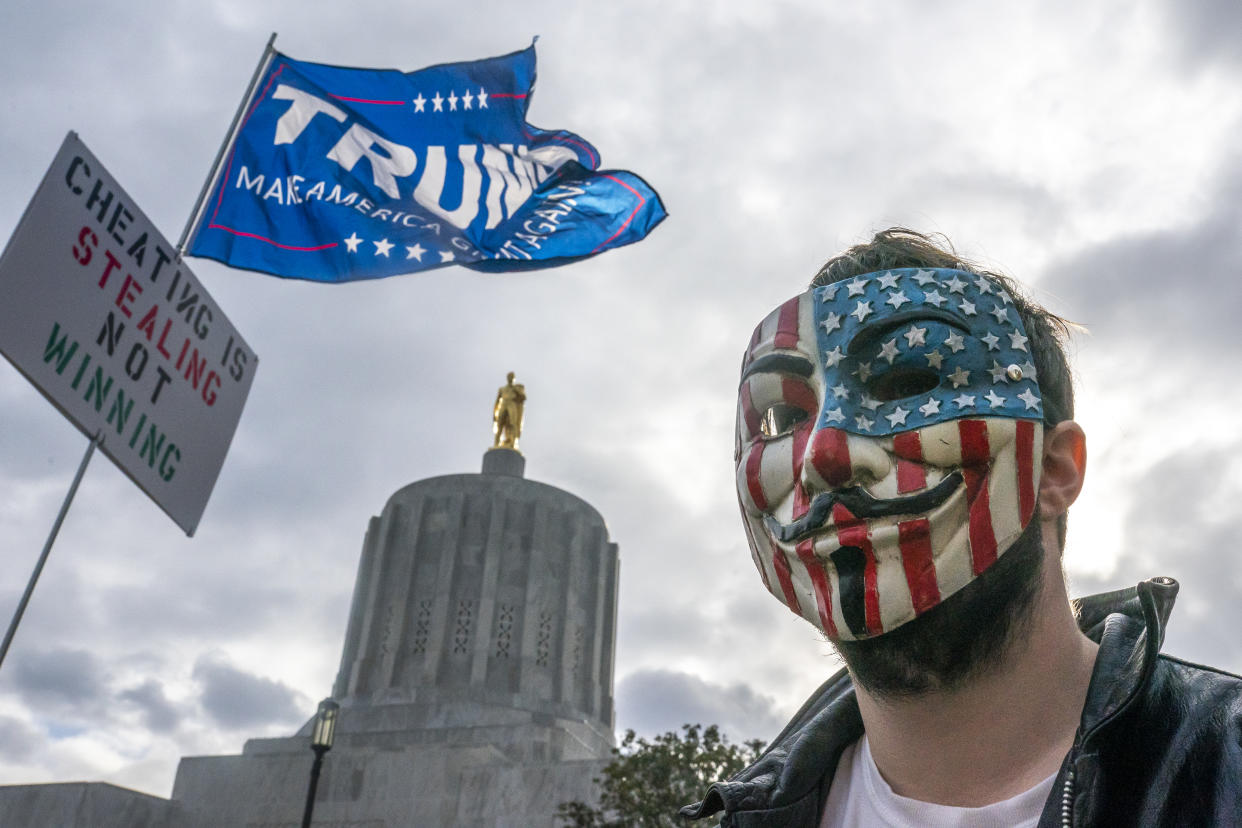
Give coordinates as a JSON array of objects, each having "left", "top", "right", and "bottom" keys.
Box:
[{"left": 810, "top": 228, "right": 1076, "bottom": 546}]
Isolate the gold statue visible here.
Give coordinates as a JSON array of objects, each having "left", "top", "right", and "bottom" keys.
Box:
[{"left": 492, "top": 372, "right": 526, "bottom": 451}]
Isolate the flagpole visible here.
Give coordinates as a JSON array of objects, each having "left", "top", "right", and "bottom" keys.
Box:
[
  {"left": 0, "top": 431, "right": 102, "bottom": 673},
  {"left": 177, "top": 31, "right": 278, "bottom": 257}
]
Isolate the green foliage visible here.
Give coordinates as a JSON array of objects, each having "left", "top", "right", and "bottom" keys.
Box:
[{"left": 557, "top": 723, "right": 765, "bottom": 827}]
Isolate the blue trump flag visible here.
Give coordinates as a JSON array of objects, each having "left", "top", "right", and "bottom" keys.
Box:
[{"left": 187, "top": 45, "right": 666, "bottom": 282}]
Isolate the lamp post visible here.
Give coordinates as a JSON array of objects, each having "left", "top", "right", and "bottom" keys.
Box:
[{"left": 301, "top": 697, "right": 339, "bottom": 828}]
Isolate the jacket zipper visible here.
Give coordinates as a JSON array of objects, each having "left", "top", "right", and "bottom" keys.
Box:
[{"left": 1059, "top": 765, "right": 1075, "bottom": 827}]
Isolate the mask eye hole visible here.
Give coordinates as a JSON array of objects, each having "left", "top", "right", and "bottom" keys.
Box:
[
  {"left": 868, "top": 367, "right": 941, "bottom": 403},
  {"left": 761, "top": 404, "right": 809, "bottom": 439}
]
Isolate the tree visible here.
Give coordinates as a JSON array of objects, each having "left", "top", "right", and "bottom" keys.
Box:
[{"left": 557, "top": 723, "right": 765, "bottom": 827}]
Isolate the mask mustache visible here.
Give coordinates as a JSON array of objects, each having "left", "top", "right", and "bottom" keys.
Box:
[{"left": 763, "top": 471, "right": 964, "bottom": 544}]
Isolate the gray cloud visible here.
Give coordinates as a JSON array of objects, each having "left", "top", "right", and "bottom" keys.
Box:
[
  {"left": 615, "top": 669, "right": 789, "bottom": 745},
  {"left": 1040, "top": 152, "right": 1242, "bottom": 356},
  {"left": 118, "top": 679, "right": 183, "bottom": 734},
  {"left": 1072, "top": 444, "right": 1242, "bottom": 676},
  {"left": 6, "top": 647, "right": 106, "bottom": 709},
  {"left": 1157, "top": 0, "right": 1242, "bottom": 69},
  {"left": 192, "top": 653, "right": 304, "bottom": 730},
  {"left": 0, "top": 715, "right": 44, "bottom": 760}
]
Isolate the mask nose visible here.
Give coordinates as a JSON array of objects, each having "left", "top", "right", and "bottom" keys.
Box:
[{"left": 801, "top": 423, "right": 892, "bottom": 494}]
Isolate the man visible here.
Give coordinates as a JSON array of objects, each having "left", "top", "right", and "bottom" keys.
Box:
[{"left": 682, "top": 229, "right": 1242, "bottom": 826}]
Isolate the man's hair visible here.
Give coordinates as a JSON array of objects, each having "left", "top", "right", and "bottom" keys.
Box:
[{"left": 810, "top": 227, "right": 1076, "bottom": 547}]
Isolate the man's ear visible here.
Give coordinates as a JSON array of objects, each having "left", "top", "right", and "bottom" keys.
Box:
[{"left": 1039, "top": 421, "right": 1087, "bottom": 518}]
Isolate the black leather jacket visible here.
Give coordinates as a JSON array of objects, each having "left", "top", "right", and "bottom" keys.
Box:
[{"left": 682, "top": 578, "right": 1242, "bottom": 826}]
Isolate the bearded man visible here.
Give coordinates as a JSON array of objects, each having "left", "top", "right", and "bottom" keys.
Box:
[{"left": 682, "top": 229, "right": 1242, "bottom": 826}]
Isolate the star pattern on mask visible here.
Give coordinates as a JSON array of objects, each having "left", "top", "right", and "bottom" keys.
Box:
[
  {"left": 886, "top": 406, "right": 911, "bottom": 427},
  {"left": 808, "top": 267, "right": 1043, "bottom": 435},
  {"left": 886, "top": 290, "right": 911, "bottom": 309},
  {"left": 825, "top": 407, "right": 846, "bottom": 423},
  {"left": 877, "top": 338, "right": 900, "bottom": 364}
]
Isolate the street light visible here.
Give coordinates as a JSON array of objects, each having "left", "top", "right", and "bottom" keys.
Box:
[{"left": 301, "top": 697, "right": 339, "bottom": 828}]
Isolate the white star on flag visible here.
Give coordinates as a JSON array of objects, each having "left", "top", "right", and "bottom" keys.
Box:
[
  {"left": 406, "top": 243, "right": 426, "bottom": 261},
  {"left": 913, "top": 269, "right": 938, "bottom": 285},
  {"left": 855, "top": 415, "right": 875, "bottom": 431},
  {"left": 904, "top": 325, "right": 927, "bottom": 347},
  {"left": 974, "top": 276, "right": 993, "bottom": 294},
  {"left": 820, "top": 283, "right": 840, "bottom": 301},
  {"left": 948, "top": 366, "right": 971, "bottom": 388},
  {"left": 953, "top": 393, "right": 977, "bottom": 408},
  {"left": 344, "top": 232, "right": 362, "bottom": 253},
  {"left": 985, "top": 390, "right": 1007, "bottom": 408},
  {"left": 831, "top": 384, "right": 850, "bottom": 400},
  {"left": 463, "top": 90, "right": 474, "bottom": 109},
  {"left": 923, "top": 290, "right": 946, "bottom": 308},
  {"left": 989, "top": 361, "right": 1008, "bottom": 383},
  {"left": 944, "top": 332, "right": 966, "bottom": 353},
  {"left": 959, "top": 299, "right": 977, "bottom": 316},
  {"left": 448, "top": 91, "right": 459, "bottom": 110},
  {"left": 853, "top": 362, "right": 873, "bottom": 382},
  {"left": 851, "top": 300, "right": 873, "bottom": 322},
  {"left": 919, "top": 397, "right": 941, "bottom": 417},
  {"left": 1018, "top": 388, "right": 1041, "bottom": 410},
  {"left": 432, "top": 92, "right": 444, "bottom": 111},
  {"left": 821, "top": 312, "right": 842, "bottom": 334},
  {"left": 981, "top": 332, "right": 1000, "bottom": 351},
  {"left": 925, "top": 349, "right": 944, "bottom": 369},
  {"left": 413, "top": 93, "right": 426, "bottom": 112},
  {"left": 439, "top": 250, "right": 455, "bottom": 263},
  {"left": 825, "top": 407, "right": 846, "bottom": 424},
  {"left": 945, "top": 275, "right": 967, "bottom": 294},
  {"left": 477, "top": 88, "right": 488, "bottom": 108},
  {"left": 846, "top": 277, "right": 869, "bottom": 297},
  {"left": 1009, "top": 331, "right": 1029, "bottom": 352},
  {"left": 373, "top": 238, "right": 394, "bottom": 257},
  {"left": 990, "top": 305, "right": 1010, "bottom": 324},
  {"left": 823, "top": 346, "right": 845, "bottom": 367}
]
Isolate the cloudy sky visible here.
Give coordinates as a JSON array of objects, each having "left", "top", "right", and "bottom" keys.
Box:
[{"left": 2, "top": 0, "right": 1241, "bottom": 799}]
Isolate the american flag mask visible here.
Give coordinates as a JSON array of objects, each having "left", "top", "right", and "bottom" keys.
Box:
[{"left": 735, "top": 269, "right": 1044, "bottom": 641}]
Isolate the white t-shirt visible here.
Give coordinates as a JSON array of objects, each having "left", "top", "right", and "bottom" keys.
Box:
[{"left": 818, "top": 736, "right": 1057, "bottom": 828}]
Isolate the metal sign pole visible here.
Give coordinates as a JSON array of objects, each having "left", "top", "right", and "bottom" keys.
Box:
[{"left": 0, "top": 430, "right": 102, "bottom": 672}]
